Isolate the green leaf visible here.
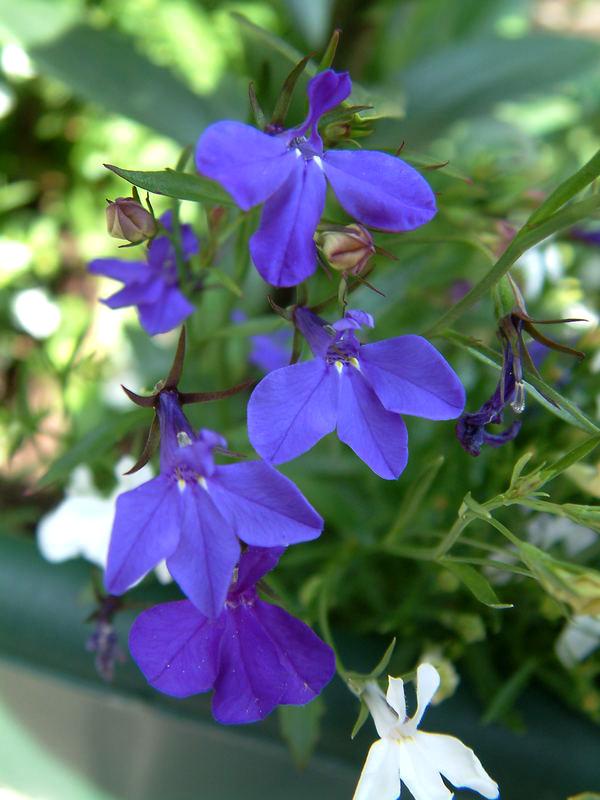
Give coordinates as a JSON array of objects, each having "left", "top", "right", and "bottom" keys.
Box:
[
  {"left": 440, "top": 561, "right": 513, "bottom": 609},
  {"left": 562, "top": 503, "right": 600, "bottom": 533},
  {"left": 461, "top": 492, "right": 492, "bottom": 520},
  {"left": 29, "top": 23, "right": 244, "bottom": 144},
  {"left": 278, "top": 697, "right": 324, "bottom": 768},
  {"left": 105, "top": 165, "right": 235, "bottom": 207},
  {"left": 368, "top": 638, "right": 397, "bottom": 679},
  {"left": 527, "top": 147, "right": 600, "bottom": 226}
]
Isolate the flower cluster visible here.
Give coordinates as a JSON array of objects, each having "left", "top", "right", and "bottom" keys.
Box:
[{"left": 84, "top": 59, "right": 513, "bottom": 794}]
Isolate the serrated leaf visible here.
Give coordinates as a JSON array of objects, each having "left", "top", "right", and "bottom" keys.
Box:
[
  {"left": 105, "top": 165, "right": 235, "bottom": 207},
  {"left": 278, "top": 697, "right": 324, "bottom": 768},
  {"left": 441, "top": 561, "right": 513, "bottom": 609}
]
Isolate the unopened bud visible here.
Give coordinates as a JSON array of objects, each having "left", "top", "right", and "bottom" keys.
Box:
[
  {"left": 106, "top": 197, "right": 157, "bottom": 243},
  {"left": 318, "top": 224, "right": 375, "bottom": 275}
]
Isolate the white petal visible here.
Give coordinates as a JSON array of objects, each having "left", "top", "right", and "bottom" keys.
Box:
[
  {"left": 37, "top": 497, "right": 112, "bottom": 565},
  {"left": 398, "top": 739, "right": 452, "bottom": 800},
  {"left": 154, "top": 559, "right": 173, "bottom": 584},
  {"left": 415, "top": 732, "right": 499, "bottom": 798},
  {"left": 353, "top": 739, "right": 400, "bottom": 800},
  {"left": 363, "top": 681, "right": 399, "bottom": 738},
  {"left": 408, "top": 663, "right": 440, "bottom": 730},
  {"left": 386, "top": 676, "right": 407, "bottom": 720}
]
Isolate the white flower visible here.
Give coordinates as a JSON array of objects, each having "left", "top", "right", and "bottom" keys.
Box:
[
  {"left": 353, "top": 663, "right": 499, "bottom": 800},
  {"left": 37, "top": 456, "right": 171, "bottom": 583},
  {"left": 555, "top": 614, "right": 600, "bottom": 668}
]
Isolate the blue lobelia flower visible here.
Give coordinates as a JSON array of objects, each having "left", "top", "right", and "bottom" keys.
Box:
[
  {"left": 195, "top": 69, "right": 436, "bottom": 288},
  {"left": 129, "top": 546, "right": 335, "bottom": 725},
  {"left": 247, "top": 307, "right": 465, "bottom": 480},
  {"left": 89, "top": 211, "right": 197, "bottom": 336},
  {"left": 105, "top": 390, "right": 323, "bottom": 618}
]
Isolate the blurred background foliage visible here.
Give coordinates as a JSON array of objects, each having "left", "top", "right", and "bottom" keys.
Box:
[{"left": 1, "top": 0, "right": 600, "bottom": 797}]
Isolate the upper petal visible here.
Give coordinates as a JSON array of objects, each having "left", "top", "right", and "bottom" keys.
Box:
[
  {"left": 129, "top": 600, "right": 224, "bottom": 697},
  {"left": 414, "top": 732, "right": 499, "bottom": 799},
  {"left": 296, "top": 69, "right": 352, "bottom": 143},
  {"left": 105, "top": 476, "right": 181, "bottom": 595},
  {"left": 386, "top": 676, "right": 407, "bottom": 721},
  {"left": 360, "top": 336, "right": 465, "bottom": 420},
  {"left": 324, "top": 150, "right": 436, "bottom": 231},
  {"left": 137, "top": 285, "right": 195, "bottom": 336},
  {"left": 211, "top": 605, "right": 287, "bottom": 724},
  {"left": 208, "top": 461, "right": 323, "bottom": 547},
  {"left": 234, "top": 545, "right": 285, "bottom": 594},
  {"left": 253, "top": 599, "right": 335, "bottom": 704},
  {"left": 195, "top": 121, "right": 294, "bottom": 210},
  {"left": 407, "top": 663, "right": 440, "bottom": 731},
  {"left": 247, "top": 359, "right": 338, "bottom": 464},
  {"left": 397, "top": 739, "right": 452, "bottom": 800},
  {"left": 249, "top": 157, "right": 326, "bottom": 287},
  {"left": 167, "top": 483, "right": 240, "bottom": 618},
  {"left": 353, "top": 739, "right": 401, "bottom": 800},
  {"left": 88, "top": 258, "right": 148, "bottom": 283},
  {"left": 337, "top": 366, "right": 408, "bottom": 480}
]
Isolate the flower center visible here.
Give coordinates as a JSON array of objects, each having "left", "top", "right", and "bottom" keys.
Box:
[{"left": 289, "top": 135, "right": 321, "bottom": 161}]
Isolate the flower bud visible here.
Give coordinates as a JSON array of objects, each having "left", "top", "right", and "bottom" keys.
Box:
[
  {"left": 106, "top": 197, "right": 157, "bottom": 243},
  {"left": 318, "top": 224, "right": 375, "bottom": 275}
]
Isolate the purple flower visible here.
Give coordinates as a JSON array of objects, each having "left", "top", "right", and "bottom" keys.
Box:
[
  {"left": 196, "top": 70, "right": 436, "bottom": 287},
  {"left": 456, "top": 324, "right": 523, "bottom": 457},
  {"left": 129, "top": 546, "right": 335, "bottom": 724},
  {"left": 247, "top": 308, "right": 465, "bottom": 480},
  {"left": 105, "top": 390, "right": 323, "bottom": 617},
  {"left": 89, "top": 211, "right": 198, "bottom": 335}
]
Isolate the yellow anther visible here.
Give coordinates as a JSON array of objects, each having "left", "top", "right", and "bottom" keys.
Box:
[
  {"left": 198, "top": 476, "right": 208, "bottom": 490},
  {"left": 349, "top": 357, "right": 360, "bottom": 369},
  {"left": 334, "top": 360, "right": 344, "bottom": 374},
  {"left": 177, "top": 478, "right": 186, "bottom": 492}
]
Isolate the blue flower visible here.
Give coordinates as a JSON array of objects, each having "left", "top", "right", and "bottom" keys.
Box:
[
  {"left": 89, "top": 211, "right": 197, "bottom": 335},
  {"left": 196, "top": 70, "right": 436, "bottom": 287}
]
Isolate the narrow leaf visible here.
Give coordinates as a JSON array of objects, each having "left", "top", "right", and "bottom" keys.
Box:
[
  {"left": 441, "top": 561, "right": 513, "bottom": 609},
  {"left": 105, "top": 165, "right": 235, "bottom": 207}
]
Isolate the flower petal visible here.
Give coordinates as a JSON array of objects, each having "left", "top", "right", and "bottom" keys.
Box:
[
  {"left": 247, "top": 359, "right": 338, "bottom": 464},
  {"left": 249, "top": 157, "right": 326, "bottom": 287},
  {"left": 195, "top": 121, "right": 293, "bottom": 210},
  {"left": 137, "top": 286, "right": 195, "bottom": 335},
  {"left": 88, "top": 258, "right": 148, "bottom": 283},
  {"left": 167, "top": 483, "right": 240, "bottom": 618},
  {"left": 101, "top": 277, "right": 163, "bottom": 309},
  {"left": 324, "top": 150, "right": 436, "bottom": 231},
  {"left": 234, "top": 546, "right": 285, "bottom": 594},
  {"left": 208, "top": 461, "right": 323, "bottom": 547},
  {"left": 296, "top": 69, "right": 352, "bottom": 142},
  {"left": 409, "top": 663, "right": 440, "bottom": 730},
  {"left": 129, "top": 600, "right": 224, "bottom": 697},
  {"left": 353, "top": 739, "right": 400, "bottom": 800},
  {"left": 211, "top": 605, "right": 286, "bottom": 724},
  {"left": 386, "top": 676, "right": 406, "bottom": 721},
  {"left": 397, "top": 739, "right": 452, "bottom": 800},
  {"left": 415, "top": 732, "right": 499, "bottom": 799},
  {"left": 360, "top": 336, "right": 465, "bottom": 419},
  {"left": 337, "top": 367, "right": 408, "bottom": 480},
  {"left": 105, "top": 476, "right": 181, "bottom": 595},
  {"left": 253, "top": 599, "right": 335, "bottom": 704}
]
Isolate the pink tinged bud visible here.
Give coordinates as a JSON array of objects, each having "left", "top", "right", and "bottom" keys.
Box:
[
  {"left": 106, "top": 197, "right": 157, "bottom": 243},
  {"left": 318, "top": 223, "right": 375, "bottom": 275}
]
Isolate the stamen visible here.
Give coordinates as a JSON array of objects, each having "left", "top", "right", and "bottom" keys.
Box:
[
  {"left": 334, "top": 360, "right": 344, "bottom": 374},
  {"left": 349, "top": 357, "right": 360, "bottom": 369},
  {"left": 177, "top": 477, "right": 186, "bottom": 492},
  {"left": 197, "top": 476, "right": 208, "bottom": 490}
]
